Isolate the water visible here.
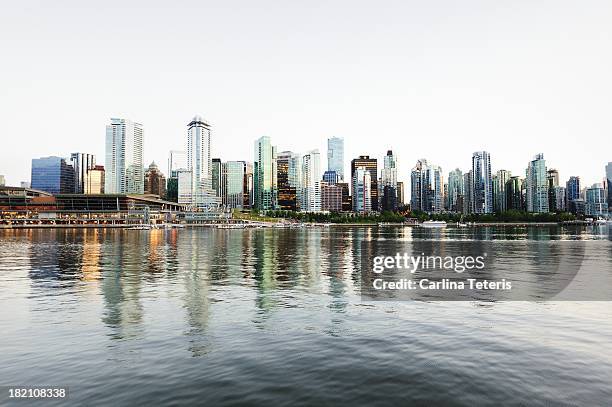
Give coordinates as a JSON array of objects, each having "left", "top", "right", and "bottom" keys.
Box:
[{"left": 1, "top": 226, "right": 612, "bottom": 406}]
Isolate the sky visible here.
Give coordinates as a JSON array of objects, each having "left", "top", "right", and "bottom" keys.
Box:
[{"left": 1, "top": 0, "right": 611, "bottom": 190}]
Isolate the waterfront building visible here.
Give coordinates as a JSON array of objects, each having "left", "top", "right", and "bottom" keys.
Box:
[
  {"left": 254, "top": 136, "right": 277, "bottom": 210},
  {"left": 606, "top": 162, "right": 612, "bottom": 210},
  {"left": 411, "top": 159, "right": 443, "bottom": 213},
  {"left": 277, "top": 151, "right": 299, "bottom": 211},
  {"left": 396, "top": 181, "right": 404, "bottom": 207},
  {"left": 243, "top": 162, "right": 253, "bottom": 209},
  {"left": 85, "top": 165, "right": 105, "bottom": 194},
  {"left": 547, "top": 169, "right": 560, "bottom": 212},
  {"left": 494, "top": 170, "right": 511, "bottom": 213},
  {"left": 566, "top": 176, "right": 581, "bottom": 214},
  {"left": 300, "top": 150, "right": 322, "bottom": 212},
  {"left": 31, "top": 156, "right": 75, "bottom": 195},
  {"left": 144, "top": 162, "right": 166, "bottom": 198},
  {"left": 463, "top": 171, "right": 473, "bottom": 214},
  {"left": 505, "top": 176, "right": 523, "bottom": 211},
  {"left": 351, "top": 156, "right": 378, "bottom": 211},
  {"left": 447, "top": 169, "right": 464, "bottom": 213},
  {"left": 381, "top": 150, "right": 397, "bottom": 211},
  {"left": 471, "top": 151, "right": 493, "bottom": 214},
  {"left": 177, "top": 169, "right": 193, "bottom": 205},
  {"left": 212, "top": 158, "right": 222, "bottom": 198},
  {"left": 105, "top": 118, "right": 144, "bottom": 194},
  {"left": 323, "top": 170, "right": 339, "bottom": 185},
  {"left": 352, "top": 167, "right": 372, "bottom": 213},
  {"left": 585, "top": 183, "right": 608, "bottom": 217},
  {"left": 552, "top": 186, "right": 566, "bottom": 212},
  {"left": 186, "top": 115, "right": 219, "bottom": 208},
  {"left": 221, "top": 161, "right": 246, "bottom": 209},
  {"left": 337, "top": 182, "right": 352, "bottom": 211},
  {"left": 321, "top": 182, "right": 343, "bottom": 212},
  {"left": 526, "top": 153, "right": 549, "bottom": 213},
  {"left": 327, "top": 137, "right": 344, "bottom": 181},
  {"left": 70, "top": 153, "right": 96, "bottom": 194}
]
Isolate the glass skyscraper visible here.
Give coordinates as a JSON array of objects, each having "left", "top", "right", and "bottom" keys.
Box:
[
  {"left": 221, "top": 161, "right": 246, "bottom": 209},
  {"left": 351, "top": 156, "right": 378, "bottom": 212},
  {"left": 526, "top": 153, "right": 549, "bottom": 213},
  {"left": 300, "top": 150, "right": 321, "bottom": 212},
  {"left": 471, "top": 151, "right": 493, "bottom": 214},
  {"left": 606, "top": 162, "right": 612, "bottom": 209},
  {"left": 327, "top": 137, "right": 344, "bottom": 181},
  {"left": 447, "top": 168, "right": 464, "bottom": 213},
  {"left": 105, "top": 118, "right": 144, "bottom": 194},
  {"left": 31, "top": 156, "right": 75, "bottom": 194},
  {"left": 184, "top": 115, "right": 219, "bottom": 208},
  {"left": 411, "top": 159, "right": 443, "bottom": 213},
  {"left": 70, "top": 153, "right": 96, "bottom": 194},
  {"left": 585, "top": 183, "right": 608, "bottom": 217},
  {"left": 254, "top": 136, "right": 277, "bottom": 210}
]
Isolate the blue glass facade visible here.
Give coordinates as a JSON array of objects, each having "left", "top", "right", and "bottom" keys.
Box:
[{"left": 31, "top": 156, "right": 75, "bottom": 194}]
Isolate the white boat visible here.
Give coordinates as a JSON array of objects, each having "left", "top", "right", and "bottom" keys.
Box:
[
  {"left": 457, "top": 222, "right": 468, "bottom": 227},
  {"left": 595, "top": 218, "right": 607, "bottom": 225},
  {"left": 127, "top": 224, "right": 152, "bottom": 230},
  {"left": 421, "top": 220, "right": 447, "bottom": 228}
]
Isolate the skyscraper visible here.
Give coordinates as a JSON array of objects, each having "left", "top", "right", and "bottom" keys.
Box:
[
  {"left": 0, "top": 175, "right": 5, "bottom": 187},
  {"left": 547, "top": 169, "right": 560, "bottom": 211},
  {"left": 351, "top": 156, "right": 378, "bottom": 211},
  {"left": 221, "top": 161, "right": 246, "bottom": 209},
  {"left": 463, "top": 171, "right": 473, "bottom": 214},
  {"left": 566, "top": 176, "right": 581, "bottom": 213},
  {"left": 277, "top": 151, "right": 299, "bottom": 211},
  {"left": 472, "top": 151, "right": 493, "bottom": 214},
  {"left": 212, "top": 158, "right": 222, "bottom": 198},
  {"left": 606, "top": 162, "right": 612, "bottom": 209},
  {"left": 585, "top": 183, "right": 608, "bottom": 217},
  {"left": 254, "top": 136, "right": 277, "bottom": 210},
  {"left": 70, "top": 153, "right": 96, "bottom": 194},
  {"left": 105, "top": 118, "right": 144, "bottom": 194},
  {"left": 352, "top": 167, "right": 372, "bottom": 213},
  {"left": 526, "top": 153, "right": 549, "bottom": 213},
  {"left": 411, "top": 159, "right": 443, "bottom": 213},
  {"left": 185, "top": 115, "right": 218, "bottom": 207},
  {"left": 447, "top": 169, "right": 464, "bottom": 213},
  {"left": 300, "top": 150, "right": 322, "bottom": 212},
  {"left": 396, "top": 181, "right": 404, "bottom": 207},
  {"left": 31, "top": 156, "right": 75, "bottom": 194},
  {"left": 505, "top": 176, "right": 523, "bottom": 211},
  {"left": 494, "top": 170, "right": 511, "bottom": 213},
  {"left": 327, "top": 137, "right": 344, "bottom": 181},
  {"left": 381, "top": 150, "right": 397, "bottom": 211}
]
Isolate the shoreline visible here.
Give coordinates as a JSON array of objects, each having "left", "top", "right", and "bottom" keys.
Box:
[{"left": 1, "top": 221, "right": 607, "bottom": 230}]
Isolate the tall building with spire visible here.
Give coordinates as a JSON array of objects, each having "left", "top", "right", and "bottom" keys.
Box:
[
  {"left": 381, "top": 150, "right": 397, "bottom": 211},
  {"left": 105, "top": 118, "right": 144, "bottom": 194}
]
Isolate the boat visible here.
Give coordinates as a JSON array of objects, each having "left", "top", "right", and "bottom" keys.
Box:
[
  {"left": 457, "top": 222, "right": 468, "bottom": 227},
  {"left": 595, "top": 218, "right": 608, "bottom": 225},
  {"left": 421, "top": 220, "right": 447, "bottom": 228}
]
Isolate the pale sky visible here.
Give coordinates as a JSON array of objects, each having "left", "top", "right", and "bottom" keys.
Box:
[{"left": 1, "top": 0, "right": 611, "bottom": 189}]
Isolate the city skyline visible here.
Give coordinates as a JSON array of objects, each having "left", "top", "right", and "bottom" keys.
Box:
[{"left": 1, "top": 1, "right": 611, "bottom": 188}]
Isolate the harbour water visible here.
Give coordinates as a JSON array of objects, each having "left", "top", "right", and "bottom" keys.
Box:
[{"left": 1, "top": 226, "right": 612, "bottom": 406}]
